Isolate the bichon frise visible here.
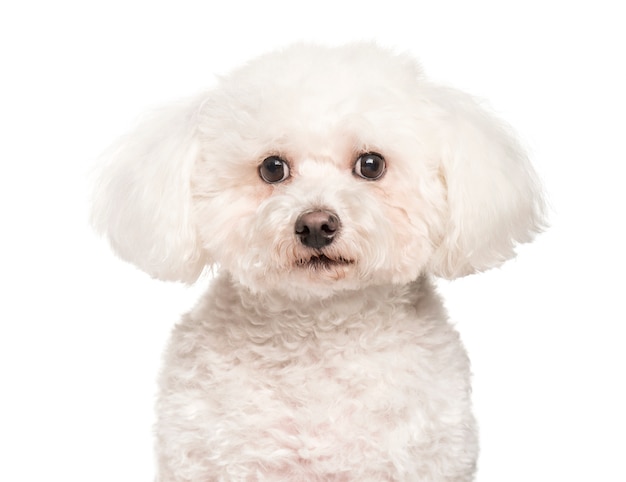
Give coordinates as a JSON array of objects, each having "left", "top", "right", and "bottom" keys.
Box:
[{"left": 92, "top": 43, "right": 544, "bottom": 481}]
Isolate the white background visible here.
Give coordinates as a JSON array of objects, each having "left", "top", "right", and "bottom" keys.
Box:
[{"left": 1, "top": 1, "right": 625, "bottom": 481}]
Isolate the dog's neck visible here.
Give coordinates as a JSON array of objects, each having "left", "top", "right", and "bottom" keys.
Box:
[
  {"left": 238, "top": 272, "right": 424, "bottom": 304},
  {"left": 203, "top": 272, "right": 439, "bottom": 334}
]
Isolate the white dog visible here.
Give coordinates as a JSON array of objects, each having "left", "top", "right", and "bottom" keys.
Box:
[{"left": 92, "top": 43, "right": 544, "bottom": 481}]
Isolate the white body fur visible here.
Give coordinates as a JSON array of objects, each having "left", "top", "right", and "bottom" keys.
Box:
[{"left": 92, "top": 44, "right": 544, "bottom": 481}]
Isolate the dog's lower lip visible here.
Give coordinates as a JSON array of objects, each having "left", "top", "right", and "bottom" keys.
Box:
[{"left": 298, "top": 254, "right": 353, "bottom": 267}]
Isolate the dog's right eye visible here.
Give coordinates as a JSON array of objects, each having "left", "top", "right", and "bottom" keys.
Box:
[
  {"left": 354, "top": 152, "right": 386, "bottom": 180},
  {"left": 259, "top": 156, "right": 290, "bottom": 183}
]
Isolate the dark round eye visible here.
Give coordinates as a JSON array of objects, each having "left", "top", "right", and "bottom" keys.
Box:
[
  {"left": 259, "top": 156, "right": 290, "bottom": 183},
  {"left": 354, "top": 152, "right": 386, "bottom": 180}
]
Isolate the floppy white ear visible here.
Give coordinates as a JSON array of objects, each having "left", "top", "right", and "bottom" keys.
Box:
[
  {"left": 91, "top": 96, "right": 207, "bottom": 283},
  {"left": 427, "top": 86, "right": 545, "bottom": 279}
]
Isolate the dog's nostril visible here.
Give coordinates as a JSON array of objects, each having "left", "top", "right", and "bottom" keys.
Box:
[
  {"left": 295, "top": 210, "right": 340, "bottom": 249},
  {"left": 295, "top": 225, "right": 310, "bottom": 236}
]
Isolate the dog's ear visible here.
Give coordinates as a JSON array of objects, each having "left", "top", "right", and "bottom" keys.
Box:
[
  {"left": 91, "top": 96, "right": 207, "bottom": 283},
  {"left": 426, "top": 86, "right": 546, "bottom": 279}
]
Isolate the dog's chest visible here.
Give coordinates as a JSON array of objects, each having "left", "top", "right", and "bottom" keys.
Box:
[
  {"left": 169, "top": 283, "right": 445, "bottom": 404},
  {"left": 167, "top": 293, "right": 437, "bottom": 407},
  {"left": 157, "top": 281, "right": 474, "bottom": 479}
]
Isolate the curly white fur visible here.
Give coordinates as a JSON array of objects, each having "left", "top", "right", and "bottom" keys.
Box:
[{"left": 92, "top": 43, "right": 544, "bottom": 481}]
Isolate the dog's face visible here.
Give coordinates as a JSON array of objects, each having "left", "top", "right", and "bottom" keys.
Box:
[
  {"left": 92, "top": 44, "right": 544, "bottom": 297},
  {"left": 191, "top": 50, "right": 447, "bottom": 296}
]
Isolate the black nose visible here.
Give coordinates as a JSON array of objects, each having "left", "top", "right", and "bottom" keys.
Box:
[{"left": 295, "top": 210, "right": 340, "bottom": 249}]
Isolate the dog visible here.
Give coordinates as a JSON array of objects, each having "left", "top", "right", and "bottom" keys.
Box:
[{"left": 92, "top": 43, "right": 544, "bottom": 481}]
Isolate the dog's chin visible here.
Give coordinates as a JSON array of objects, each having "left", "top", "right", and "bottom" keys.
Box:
[{"left": 235, "top": 253, "right": 359, "bottom": 300}]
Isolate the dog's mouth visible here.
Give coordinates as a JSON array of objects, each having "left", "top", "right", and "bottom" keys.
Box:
[{"left": 296, "top": 254, "right": 354, "bottom": 269}]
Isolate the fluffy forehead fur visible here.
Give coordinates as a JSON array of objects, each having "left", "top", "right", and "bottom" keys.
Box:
[{"left": 92, "top": 43, "right": 544, "bottom": 296}]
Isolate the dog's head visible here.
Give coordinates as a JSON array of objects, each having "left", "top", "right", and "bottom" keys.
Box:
[{"left": 92, "top": 43, "right": 544, "bottom": 298}]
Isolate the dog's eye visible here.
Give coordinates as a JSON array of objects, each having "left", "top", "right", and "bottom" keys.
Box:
[
  {"left": 259, "top": 156, "right": 290, "bottom": 183},
  {"left": 354, "top": 152, "right": 386, "bottom": 180}
]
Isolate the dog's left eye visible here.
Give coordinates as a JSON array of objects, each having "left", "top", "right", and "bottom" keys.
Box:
[
  {"left": 354, "top": 152, "right": 386, "bottom": 180},
  {"left": 259, "top": 156, "right": 290, "bottom": 183}
]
